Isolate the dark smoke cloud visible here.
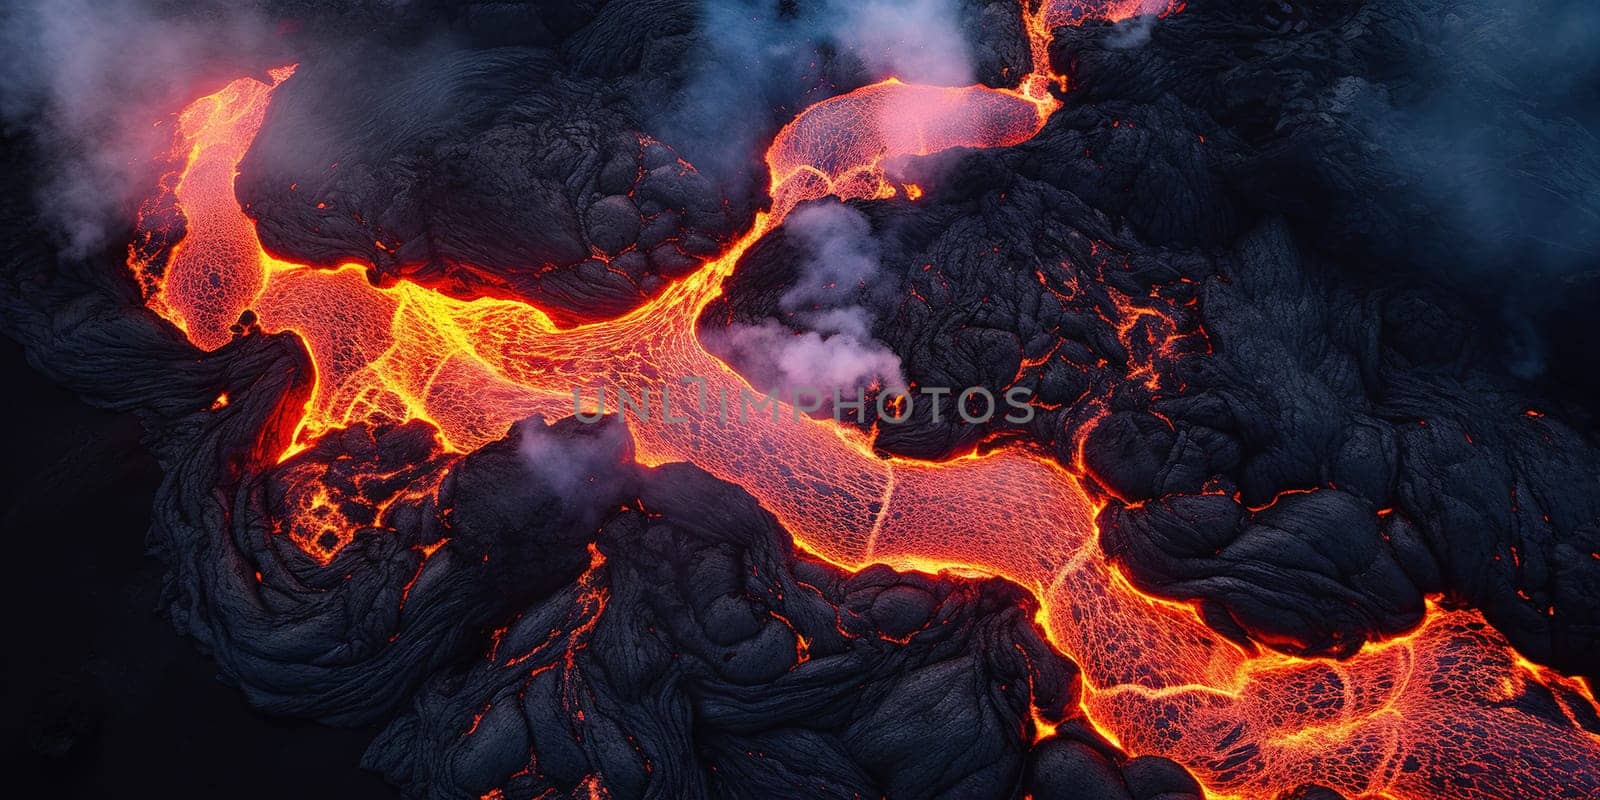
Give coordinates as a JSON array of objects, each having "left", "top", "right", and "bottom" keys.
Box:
[
  {"left": 1346, "top": 0, "right": 1600, "bottom": 376},
  {"left": 1359, "top": 0, "right": 1600, "bottom": 272},
  {"left": 0, "top": 0, "right": 282, "bottom": 256}
]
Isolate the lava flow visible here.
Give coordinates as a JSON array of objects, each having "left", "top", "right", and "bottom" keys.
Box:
[{"left": 127, "top": 2, "right": 1600, "bottom": 799}]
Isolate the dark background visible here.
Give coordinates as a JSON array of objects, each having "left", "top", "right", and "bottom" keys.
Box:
[{"left": 0, "top": 339, "right": 393, "bottom": 798}]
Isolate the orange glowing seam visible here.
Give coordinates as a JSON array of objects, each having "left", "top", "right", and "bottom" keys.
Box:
[{"left": 127, "top": 2, "right": 1599, "bottom": 798}]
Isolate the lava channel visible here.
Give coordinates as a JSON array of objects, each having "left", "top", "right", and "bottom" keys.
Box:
[{"left": 126, "top": 2, "right": 1600, "bottom": 799}]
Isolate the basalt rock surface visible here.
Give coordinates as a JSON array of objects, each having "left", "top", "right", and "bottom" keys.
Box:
[{"left": 370, "top": 461, "right": 1112, "bottom": 800}]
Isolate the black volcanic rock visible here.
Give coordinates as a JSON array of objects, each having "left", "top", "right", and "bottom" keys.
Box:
[
  {"left": 701, "top": 166, "right": 1215, "bottom": 466},
  {"left": 1100, "top": 488, "right": 1428, "bottom": 658},
  {"left": 1051, "top": 0, "right": 1600, "bottom": 385},
  {"left": 707, "top": 5, "right": 1600, "bottom": 678},
  {"left": 367, "top": 461, "right": 1190, "bottom": 800},
  {"left": 1025, "top": 733, "right": 1205, "bottom": 800},
  {"left": 238, "top": 46, "right": 748, "bottom": 325},
  {"left": 238, "top": 0, "right": 1040, "bottom": 324}
]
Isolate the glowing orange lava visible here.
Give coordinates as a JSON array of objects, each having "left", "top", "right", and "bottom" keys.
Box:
[
  {"left": 128, "top": 2, "right": 1599, "bottom": 798},
  {"left": 766, "top": 78, "right": 1055, "bottom": 219}
]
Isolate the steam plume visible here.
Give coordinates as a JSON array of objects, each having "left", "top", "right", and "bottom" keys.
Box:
[{"left": 710, "top": 202, "right": 906, "bottom": 398}]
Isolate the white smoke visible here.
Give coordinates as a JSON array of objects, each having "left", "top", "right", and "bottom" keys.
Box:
[
  {"left": 1105, "top": 14, "right": 1159, "bottom": 50},
  {"left": 698, "top": 0, "right": 977, "bottom": 85},
  {"left": 715, "top": 319, "right": 905, "bottom": 399},
  {"left": 712, "top": 201, "right": 906, "bottom": 399},
  {"left": 663, "top": 0, "right": 980, "bottom": 184},
  {"left": 825, "top": 0, "right": 975, "bottom": 85},
  {"left": 779, "top": 200, "right": 882, "bottom": 308},
  {"left": 517, "top": 416, "right": 634, "bottom": 502},
  {"left": 0, "top": 0, "right": 278, "bottom": 256}
]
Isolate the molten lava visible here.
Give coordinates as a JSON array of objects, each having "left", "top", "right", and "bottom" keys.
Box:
[
  {"left": 766, "top": 79, "right": 1055, "bottom": 220},
  {"left": 128, "top": 2, "right": 1599, "bottom": 798}
]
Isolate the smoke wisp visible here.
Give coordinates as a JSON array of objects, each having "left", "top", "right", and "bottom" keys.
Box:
[
  {"left": 708, "top": 201, "right": 906, "bottom": 400},
  {"left": 0, "top": 0, "right": 280, "bottom": 257},
  {"left": 652, "top": 0, "right": 981, "bottom": 187}
]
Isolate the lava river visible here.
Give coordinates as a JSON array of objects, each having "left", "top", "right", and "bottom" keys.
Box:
[{"left": 126, "top": 2, "right": 1600, "bottom": 798}]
